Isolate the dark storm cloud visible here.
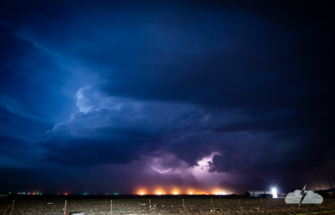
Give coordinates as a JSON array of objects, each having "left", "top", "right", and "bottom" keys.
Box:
[
  {"left": 0, "top": 0, "right": 334, "bottom": 193},
  {"left": 0, "top": 133, "right": 48, "bottom": 169},
  {"left": 0, "top": 27, "right": 73, "bottom": 124},
  {"left": 0, "top": 167, "right": 55, "bottom": 179},
  {"left": 38, "top": 85, "right": 331, "bottom": 176},
  {"left": 40, "top": 128, "right": 161, "bottom": 166},
  {"left": 0, "top": 135, "right": 29, "bottom": 152},
  {"left": 0, "top": 106, "right": 52, "bottom": 142}
]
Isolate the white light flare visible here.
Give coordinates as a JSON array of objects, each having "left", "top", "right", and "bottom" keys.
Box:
[
  {"left": 272, "top": 188, "right": 278, "bottom": 198},
  {"left": 215, "top": 191, "right": 226, "bottom": 195}
]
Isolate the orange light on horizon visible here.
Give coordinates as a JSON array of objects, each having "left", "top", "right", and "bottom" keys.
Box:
[
  {"left": 65, "top": 193, "right": 68, "bottom": 195},
  {"left": 134, "top": 187, "right": 229, "bottom": 195},
  {"left": 137, "top": 190, "right": 146, "bottom": 196}
]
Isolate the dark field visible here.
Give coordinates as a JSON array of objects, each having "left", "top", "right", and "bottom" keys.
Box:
[{"left": 1, "top": 195, "right": 335, "bottom": 215}]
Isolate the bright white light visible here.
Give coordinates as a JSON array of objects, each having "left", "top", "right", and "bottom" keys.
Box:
[{"left": 272, "top": 188, "right": 278, "bottom": 198}]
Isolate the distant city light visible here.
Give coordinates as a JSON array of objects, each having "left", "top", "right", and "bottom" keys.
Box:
[
  {"left": 272, "top": 188, "right": 278, "bottom": 198},
  {"left": 13, "top": 189, "right": 234, "bottom": 196}
]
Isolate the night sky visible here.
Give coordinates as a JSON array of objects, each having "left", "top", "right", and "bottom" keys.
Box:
[{"left": 0, "top": 0, "right": 334, "bottom": 195}]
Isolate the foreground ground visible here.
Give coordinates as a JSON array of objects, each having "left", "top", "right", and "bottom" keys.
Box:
[{"left": 0, "top": 196, "right": 334, "bottom": 215}]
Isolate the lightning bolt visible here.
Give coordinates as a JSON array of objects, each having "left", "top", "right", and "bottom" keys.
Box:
[
  {"left": 150, "top": 165, "right": 172, "bottom": 174},
  {"left": 298, "top": 184, "right": 307, "bottom": 208}
]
